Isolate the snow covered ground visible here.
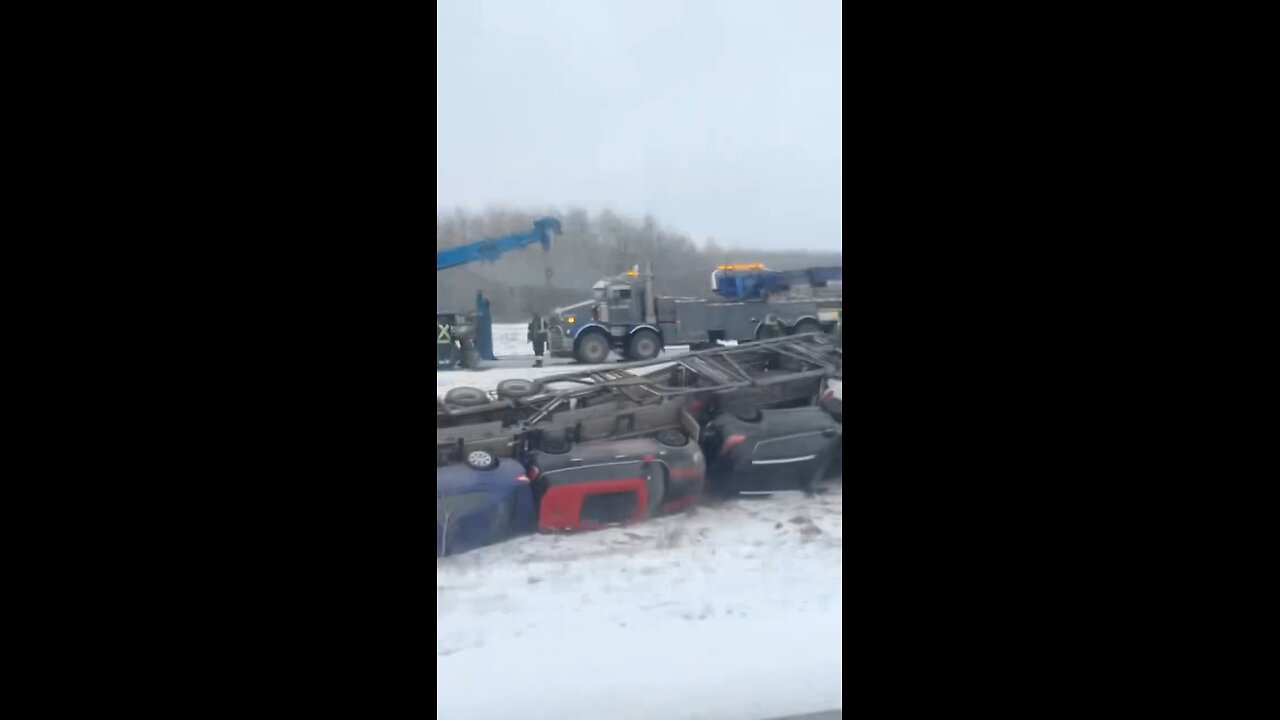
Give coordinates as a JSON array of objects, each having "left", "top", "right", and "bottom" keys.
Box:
[
  {"left": 437, "top": 485, "right": 843, "bottom": 720},
  {"left": 492, "top": 322, "right": 538, "bottom": 357},
  {"left": 437, "top": 359, "right": 843, "bottom": 720}
]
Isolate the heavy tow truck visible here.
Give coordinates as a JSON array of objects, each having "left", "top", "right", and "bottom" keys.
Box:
[{"left": 547, "top": 262, "right": 842, "bottom": 363}]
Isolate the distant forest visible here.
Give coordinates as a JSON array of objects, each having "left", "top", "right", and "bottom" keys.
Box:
[{"left": 437, "top": 207, "right": 842, "bottom": 322}]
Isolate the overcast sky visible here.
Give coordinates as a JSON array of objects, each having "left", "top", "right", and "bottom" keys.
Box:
[{"left": 437, "top": 0, "right": 842, "bottom": 251}]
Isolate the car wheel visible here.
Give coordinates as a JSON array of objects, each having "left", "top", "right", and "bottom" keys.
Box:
[
  {"left": 465, "top": 449, "right": 497, "bottom": 471},
  {"left": 575, "top": 331, "right": 611, "bottom": 364},
  {"left": 644, "top": 465, "right": 667, "bottom": 517},
  {"left": 657, "top": 429, "right": 688, "bottom": 447},
  {"left": 497, "top": 378, "right": 541, "bottom": 399},
  {"left": 627, "top": 329, "right": 662, "bottom": 360},
  {"left": 446, "top": 386, "right": 489, "bottom": 407}
]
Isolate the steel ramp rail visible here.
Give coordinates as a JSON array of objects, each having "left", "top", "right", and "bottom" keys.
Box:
[{"left": 438, "top": 334, "right": 842, "bottom": 430}]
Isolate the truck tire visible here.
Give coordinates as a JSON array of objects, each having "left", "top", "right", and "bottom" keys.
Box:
[
  {"left": 575, "top": 330, "right": 611, "bottom": 364},
  {"left": 791, "top": 319, "right": 822, "bottom": 336},
  {"left": 627, "top": 329, "right": 662, "bottom": 360}
]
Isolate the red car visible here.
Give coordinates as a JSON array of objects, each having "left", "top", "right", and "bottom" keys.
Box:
[{"left": 526, "top": 430, "right": 705, "bottom": 532}]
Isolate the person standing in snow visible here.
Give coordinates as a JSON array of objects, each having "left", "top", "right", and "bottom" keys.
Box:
[
  {"left": 475, "top": 291, "right": 497, "bottom": 361},
  {"left": 527, "top": 313, "right": 550, "bottom": 367}
]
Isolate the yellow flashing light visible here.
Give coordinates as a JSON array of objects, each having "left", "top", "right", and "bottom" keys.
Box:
[
  {"left": 716, "top": 263, "right": 766, "bottom": 271},
  {"left": 626, "top": 270, "right": 638, "bottom": 277},
  {"left": 566, "top": 317, "right": 575, "bottom": 323}
]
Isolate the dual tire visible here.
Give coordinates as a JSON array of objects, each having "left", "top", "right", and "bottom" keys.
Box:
[
  {"left": 574, "top": 331, "right": 611, "bottom": 364},
  {"left": 627, "top": 329, "right": 662, "bottom": 361},
  {"left": 573, "top": 328, "right": 664, "bottom": 364}
]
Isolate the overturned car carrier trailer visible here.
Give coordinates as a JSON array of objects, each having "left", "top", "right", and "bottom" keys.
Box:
[
  {"left": 438, "top": 333, "right": 842, "bottom": 459},
  {"left": 436, "top": 334, "right": 843, "bottom": 555}
]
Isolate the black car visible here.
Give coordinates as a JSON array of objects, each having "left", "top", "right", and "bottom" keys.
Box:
[{"left": 702, "top": 406, "right": 840, "bottom": 494}]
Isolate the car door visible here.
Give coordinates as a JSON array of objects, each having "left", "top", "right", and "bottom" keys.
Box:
[{"left": 746, "top": 408, "right": 839, "bottom": 487}]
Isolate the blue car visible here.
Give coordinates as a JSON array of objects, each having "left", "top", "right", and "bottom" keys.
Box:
[{"left": 437, "top": 450, "right": 536, "bottom": 557}]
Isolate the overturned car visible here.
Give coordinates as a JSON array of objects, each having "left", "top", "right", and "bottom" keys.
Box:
[{"left": 436, "top": 333, "right": 843, "bottom": 556}]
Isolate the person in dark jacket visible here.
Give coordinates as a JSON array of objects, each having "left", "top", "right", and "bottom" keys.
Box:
[
  {"left": 475, "top": 291, "right": 497, "bottom": 361},
  {"left": 528, "top": 313, "right": 550, "bottom": 367},
  {"left": 437, "top": 317, "right": 457, "bottom": 368}
]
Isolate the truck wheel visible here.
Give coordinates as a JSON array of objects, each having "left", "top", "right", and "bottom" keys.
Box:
[
  {"left": 791, "top": 319, "right": 822, "bottom": 336},
  {"left": 627, "top": 329, "right": 662, "bottom": 360},
  {"left": 575, "top": 331, "right": 611, "bottom": 364}
]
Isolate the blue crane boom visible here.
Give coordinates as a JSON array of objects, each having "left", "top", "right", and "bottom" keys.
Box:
[{"left": 436, "top": 217, "right": 562, "bottom": 271}]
